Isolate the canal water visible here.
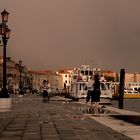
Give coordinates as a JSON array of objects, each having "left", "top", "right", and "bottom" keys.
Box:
[{"left": 111, "top": 99, "right": 140, "bottom": 113}]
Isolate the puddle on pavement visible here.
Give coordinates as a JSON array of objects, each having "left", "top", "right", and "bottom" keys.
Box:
[
  {"left": 69, "top": 104, "right": 111, "bottom": 115},
  {"left": 62, "top": 102, "right": 118, "bottom": 118},
  {"left": 65, "top": 114, "right": 85, "bottom": 120}
]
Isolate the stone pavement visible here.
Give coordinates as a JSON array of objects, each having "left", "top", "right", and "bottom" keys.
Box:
[{"left": 0, "top": 95, "right": 133, "bottom": 140}]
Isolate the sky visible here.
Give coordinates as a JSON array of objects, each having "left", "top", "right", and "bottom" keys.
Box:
[{"left": 0, "top": 0, "right": 140, "bottom": 73}]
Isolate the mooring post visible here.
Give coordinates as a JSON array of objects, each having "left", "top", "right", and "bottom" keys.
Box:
[{"left": 118, "top": 69, "right": 125, "bottom": 109}]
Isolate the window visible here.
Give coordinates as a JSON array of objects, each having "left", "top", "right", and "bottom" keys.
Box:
[
  {"left": 81, "top": 71, "right": 84, "bottom": 75},
  {"left": 85, "top": 71, "right": 88, "bottom": 75},
  {"left": 65, "top": 80, "right": 67, "bottom": 83},
  {"left": 89, "top": 71, "right": 93, "bottom": 76},
  {"left": 65, "top": 75, "right": 67, "bottom": 77},
  {"left": 79, "top": 84, "right": 82, "bottom": 90}
]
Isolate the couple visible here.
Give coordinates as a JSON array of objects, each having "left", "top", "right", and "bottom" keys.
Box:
[
  {"left": 85, "top": 74, "right": 101, "bottom": 114},
  {"left": 41, "top": 80, "right": 51, "bottom": 103}
]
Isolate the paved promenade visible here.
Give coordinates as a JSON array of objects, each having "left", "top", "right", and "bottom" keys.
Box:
[{"left": 0, "top": 95, "right": 134, "bottom": 140}]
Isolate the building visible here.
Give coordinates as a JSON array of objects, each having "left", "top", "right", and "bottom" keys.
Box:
[
  {"left": 125, "top": 72, "right": 140, "bottom": 83},
  {"left": 56, "top": 69, "right": 73, "bottom": 92},
  {"left": 29, "top": 70, "right": 63, "bottom": 93},
  {"left": 0, "top": 57, "right": 19, "bottom": 93},
  {"left": 0, "top": 56, "right": 30, "bottom": 93}
]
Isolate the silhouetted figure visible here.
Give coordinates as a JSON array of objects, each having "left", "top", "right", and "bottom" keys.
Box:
[
  {"left": 91, "top": 74, "right": 101, "bottom": 114},
  {"left": 41, "top": 80, "right": 48, "bottom": 103},
  {"left": 46, "top": 80, "right": 51, "bottom": 102}
]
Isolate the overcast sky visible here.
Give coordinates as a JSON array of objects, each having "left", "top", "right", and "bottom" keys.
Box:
[{"left": 0, "top": 0, "right": 140, "bottom": 73}]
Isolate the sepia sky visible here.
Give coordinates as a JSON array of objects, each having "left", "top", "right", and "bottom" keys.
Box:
[{"left": 0, "top": 0, "right": 140, "bottom": 72}]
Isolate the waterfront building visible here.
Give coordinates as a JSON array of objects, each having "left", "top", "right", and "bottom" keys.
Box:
[
  {"left": 0, "top": 57, "right": 19, "bottom": 93},
  {"left": 125, "top": 72, "right": 140, "bottom": 83},
  {"left": 0, "top": 56, "right": 30, "bottom": 93},
  {"left": 56, "top": 69, "right": 73, "bottom": 92},
  {"left": 29, "top": 70, "right": 63, "bottom": 93}
]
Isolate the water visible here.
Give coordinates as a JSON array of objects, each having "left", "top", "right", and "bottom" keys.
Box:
[{"left": 111, "top": 99, "right": 140, "bottom": 113}]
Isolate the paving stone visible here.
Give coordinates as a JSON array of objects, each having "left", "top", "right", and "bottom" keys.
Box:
[
  {"left": 22, "top": 134, "right": 40, "bottom": 139},
  {"left": 0, "top": 95, "right": 133, "bottom": 140},
  {"left": 2, "top": 130, "right": 23, "bottom": 136},
  {"left": 0, "top": 136, "right": 21, "bottom": 140},
  {"left": 43, "top": 138, "right": 61, "bottom": 140},
  {"left": 43, "top": 134, "right": 60, "bottom": 138}
]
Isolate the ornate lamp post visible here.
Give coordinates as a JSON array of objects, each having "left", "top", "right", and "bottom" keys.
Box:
[
  {"left": 0, "top": 9, "right": 11, "bottom": 98},
  {"left": 19, "top": 60, "right": 23, "bottom": 95}
]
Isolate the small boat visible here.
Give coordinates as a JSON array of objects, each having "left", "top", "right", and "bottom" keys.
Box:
[
  {"left": 124, "top": 89, "right": 140, "bottom": 99},
  {"left": 110, "top": 82, "right": 140, "bottom": 99}
]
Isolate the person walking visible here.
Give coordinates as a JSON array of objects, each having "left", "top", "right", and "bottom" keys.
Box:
[
  {"left": 84, "top": 76, "right": 94, "bottom": 113},
  {"left": 41, "top": 80, "right": 48, "bottom": 103},
  {"left": 46, "top": 80, "right": 51, "bottom": 102},
  {"left": 91, "top": 74, "right": 101, "bottom": 114}
]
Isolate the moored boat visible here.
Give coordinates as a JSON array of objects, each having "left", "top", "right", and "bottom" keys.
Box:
[
  {"left": 70, "top": 65, "right": 112, "bottom": 104},
  {"left": 110, "top": 82, "right": 140, "bottom": 99},
  {"left": 124, "top": 93, "right": 140, "bottom": 99}
]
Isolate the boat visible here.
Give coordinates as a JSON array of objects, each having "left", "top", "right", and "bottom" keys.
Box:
[
  {"left": 110, "top": 82, "right": 140, "bottom": 99},
  {"left": 124, "top": 88, "right": 140, "bottom": 99},
  {"left": 70, "top": 65, "right": 112, "bottom": 103}
]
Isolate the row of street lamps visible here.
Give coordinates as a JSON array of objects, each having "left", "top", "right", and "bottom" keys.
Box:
[{"left": 0, "top": 9, "right": 23, "bottom": 98}]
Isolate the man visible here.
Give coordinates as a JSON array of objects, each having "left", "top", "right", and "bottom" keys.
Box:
[
  {"left": 85, "top": 76, "right": 94, "bottom": 105},
  {"left": 41, "top": 80, "right": 48, "bottom": 103},
  {"left": 46, "top": 80, "right": 51, "bottom": 102}
]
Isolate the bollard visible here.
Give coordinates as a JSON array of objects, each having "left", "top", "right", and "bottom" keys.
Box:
[{"left": 118, "top": 69, "right": 125, "bottom": 109}]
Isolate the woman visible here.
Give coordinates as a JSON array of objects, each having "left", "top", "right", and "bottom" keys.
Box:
[{"left": 91, "top": 74, "right": 101, "bottom": 114}]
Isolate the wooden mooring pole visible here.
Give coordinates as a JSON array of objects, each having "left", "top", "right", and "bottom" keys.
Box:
[{"left": 118, "top": 69, "right": 125, "bottom": 109}]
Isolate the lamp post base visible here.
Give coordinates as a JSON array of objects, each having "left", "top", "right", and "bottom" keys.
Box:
[
  {"left": 0, "top": 88, "right": 9, "bottom": 98},
  {"left": 0, "top": 98, "right": 12, "bottom": 112}
]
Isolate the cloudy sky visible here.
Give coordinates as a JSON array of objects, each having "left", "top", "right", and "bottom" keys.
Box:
[{"left": 0, "top": 0, "right": 140, "bottom": 72}]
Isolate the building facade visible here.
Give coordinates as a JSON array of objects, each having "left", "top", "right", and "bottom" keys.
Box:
[
  {"left": 0, "top": 56, "right": 30, "bottom": 93},
  {"left": 29, "top": 70, "right": 63, "bottom": 93},
  {"left": 56, "top": 69, "right": 73, "bottom": 92},
  {"left": 0, "top": 57, "right": 19, "bottom": 93},
  {"left": 125, "top": 73, "right": 140, "bottom": 83}
]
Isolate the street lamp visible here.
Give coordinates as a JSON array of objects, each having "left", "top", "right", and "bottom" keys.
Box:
[
  {"left": 19, "top": 60, "right": 23, "bottom": 95},
  {"left": 0, "top": 9, "right": 11, "bottom": 98}
]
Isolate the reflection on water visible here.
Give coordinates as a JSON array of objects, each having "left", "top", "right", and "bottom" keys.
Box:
[
  {"left": 110, "top": 115, "right": 140, "bottom": 125},
  {"left": 111, "top": 99, "right": 140, "bottom": 113}
]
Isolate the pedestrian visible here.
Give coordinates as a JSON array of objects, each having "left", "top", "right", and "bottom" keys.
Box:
[
  {"left": 46, "top": 80, "right": 51, "bottom": 102},
  {"left": 91, "top": 74, "right": 101, "bottom": 114},
  {"left": 41, "top": 80, "right": 48, "bottom": 103},
  {"left": 84, "top": 76, "right": 94, "bottom": 113}
]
